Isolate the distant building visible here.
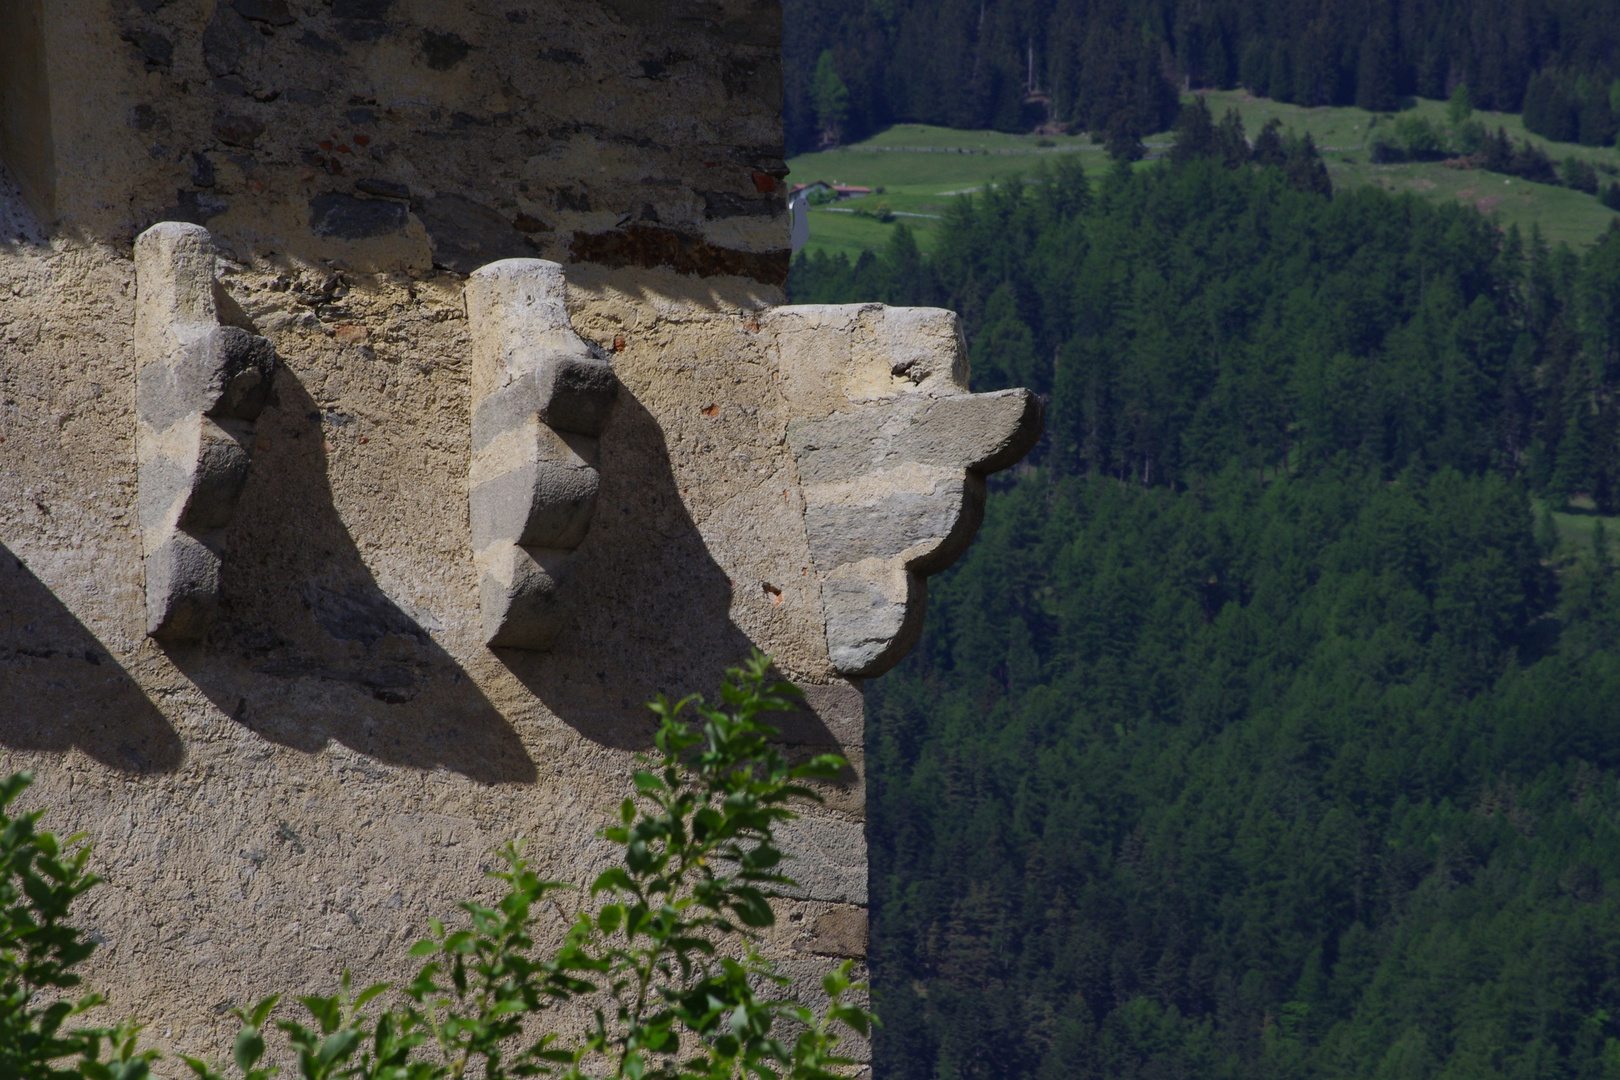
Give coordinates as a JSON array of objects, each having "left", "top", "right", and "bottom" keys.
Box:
[{"left": 789, "top": 181, "right": 871, "bottom": 201}]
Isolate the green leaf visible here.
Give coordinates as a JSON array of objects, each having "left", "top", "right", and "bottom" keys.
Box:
[
  {"left": 234, "top": 1025, "right": 265, "bottom": 1073},
  {"left": 591, "top": 867, "right": 634, "bottom": 895},
  {"left": 301, "top": 994, "right": 342, "bottom": 1034},
  {"left": 179, "top": 1056, "right": 225, "bottom": 1080},
  {"left": 353, "top": 982, "right": 390, "bottom": 1009},
  {"left": 317, "top": 1028, "right": 361, "bottom": 1065},
  {"left": 107, "top": 1060, "right": 151, "bottom": 1080},
  {"left": 246, "top": 995, "right": 281, "bottom": 1028},
  {"left": 728, "top": 887, "right": 775, "bottom": 927},
  {"left": 597, "top": 904, "right": 623, "bottom": 933}
]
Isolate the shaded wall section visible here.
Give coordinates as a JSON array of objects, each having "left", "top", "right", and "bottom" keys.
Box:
[
  {"left": 24, "top": 0, "right": 788, "bottom": 282},
  {"left": 0, "top": 0, "right": 53, "bottom": 220}
]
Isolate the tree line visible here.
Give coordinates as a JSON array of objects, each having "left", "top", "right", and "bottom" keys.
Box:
[
  {"left": 784, "top": 0, "right": 1620, "bottom": 154},
  {"left": 791, "top": 117, "right": 1620, "bottom": 1077}
]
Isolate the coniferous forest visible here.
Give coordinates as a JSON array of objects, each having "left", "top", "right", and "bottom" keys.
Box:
[
  {"left": 789, "top": 113, "right": 1620, "bottom": 1076},
  {"left": 783, "top": 0, "right": 1620, "bottom": 154}
]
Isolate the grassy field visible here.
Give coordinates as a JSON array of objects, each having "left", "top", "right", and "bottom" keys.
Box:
[
  {"left": 787, "top": 125, "right": 1119, "bottom": 260},
  {"left": 788, "top": 98, "right": 1620, "bottom": 261},
  {"left": 1533, "top": 497, "right": 1620, "bottom": 563},
  {"left": 1201, "top": 89, "right": 1620, "bottom": 250}
]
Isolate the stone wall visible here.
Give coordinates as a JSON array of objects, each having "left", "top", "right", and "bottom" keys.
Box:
[
  {"left": 0, "top": 0, "right": 788, "bottom": 278},
  {"left": 0, "top": 0, "right": 1038, "bottom": 1065}
]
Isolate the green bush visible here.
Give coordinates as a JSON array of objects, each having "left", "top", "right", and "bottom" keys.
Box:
[
  {"left": 0, "top": 774, "right": 156, "bottom": 1079},
  {"left": 1455, "top": 117, "right": 1487, "bottom": 154},
  {"left": 1563, "top": 155, "right": 1601, "bottom": 194},
  {"left": 3, "top": 654, "right": 873, "bottom": 1080}
]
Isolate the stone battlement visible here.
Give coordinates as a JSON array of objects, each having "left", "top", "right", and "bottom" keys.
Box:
[{"left": 0, "top": 0, "right": 1038, "bottom": 1063}]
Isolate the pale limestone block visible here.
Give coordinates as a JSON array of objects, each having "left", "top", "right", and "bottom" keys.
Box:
[
  {"left": 466, "top": 258, "right": 618, "bottom": 649},
  {"left": 777, "top": 814, "right": 868, "bottom": 905},
  {"left": 769, "top": 303, "right": 1044, "bottom": 677},
  {"left": 134, "top": 221, "right": 275, "bottom": 641}
]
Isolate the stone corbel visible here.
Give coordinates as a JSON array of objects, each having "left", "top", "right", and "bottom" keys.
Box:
[
  {"left": 135, "top": 222, "right": 277, "bottom": 641},
  {"left": 466, "top": 259, "right": 618, "bottom": 649},
  {"left": 770, "top": 304, "right": 1043, "bottom": 678}
]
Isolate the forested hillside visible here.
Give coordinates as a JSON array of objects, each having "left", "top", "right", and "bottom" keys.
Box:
[
  {"left": 789, "top": 124, "right": 1620, "bottom": 1076},
  {"left": 784, "top": 0, "right": 1620, "bottom": 154}
]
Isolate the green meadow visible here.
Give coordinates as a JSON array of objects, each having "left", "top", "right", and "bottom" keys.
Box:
[
  {"left": 1536, "top": 496, "right": 1620, "bottom": 560},
  {"left": 788, "top": 96, "right": 1620, "bottom": 261},
  {"left": 787, "top": 125, "right": 1121, "bottom": 260}
]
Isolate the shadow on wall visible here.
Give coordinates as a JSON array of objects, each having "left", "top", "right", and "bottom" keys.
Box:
[
  {"left": 0, "top": 371, "right": 842, "bottom": 780},
  {"left": 495, "top": 389, "right": 845, "bottom": 754},
  {"left": 164, "top": 367, "right": 537, "bottom": 786},
  {"left": 0, "top": 543, "right": 183, "bottom": 773}
]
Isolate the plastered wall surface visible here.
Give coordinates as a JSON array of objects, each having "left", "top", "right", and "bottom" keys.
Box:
[
  {"left": 0, "top": 0, "right": 1040, "bottom": 1066},
  {"left": 1, "top": 229, "right": 869, "bottom": 1057}
]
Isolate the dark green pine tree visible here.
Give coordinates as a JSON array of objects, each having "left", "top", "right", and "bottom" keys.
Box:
[
  {"left": 811, "top": 48, "right": 850, "bottom": 147},
  {"left": 970, "top": 283, "right": 1041, "bottom": 392},
  {"left": 1171, "top": 96, "right": 1217, "bottom": 165},
  {"left": 1252, "top": 117, "right": 1286, "bottom": 166},
  {"left": 1537, "top": 501, "right": 1561, "bottom": 555},
  {"left": 1551, "top": 406, "right": 1595, "bottom": 504},
  {"left": 1217, "top": 108, "right": 1250, "bottom": 167},
  {"left": 1285, "top": 133, "right": 1334, "bottom": 197},
  {"left": 1355, "top": 11, "right": 1400, "bottom": 112}
]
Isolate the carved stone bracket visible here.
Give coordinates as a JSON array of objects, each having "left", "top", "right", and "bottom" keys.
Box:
[
  {"left": 135, "top": 222, "right": 276, "bottom": 641},
  {"left": 466, "top": 259, "right": 618, "bottom": 649},
  {"left": 770, "top": 304, "right": 1043, "bottom": 678}
]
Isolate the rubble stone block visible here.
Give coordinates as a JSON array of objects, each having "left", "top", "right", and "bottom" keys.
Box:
[{"left": 802, "top": 906, "right": 869, "bottom": 958}]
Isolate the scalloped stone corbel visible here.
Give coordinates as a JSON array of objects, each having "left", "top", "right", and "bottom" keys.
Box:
[
  {"left": 136, "top": 222, "right": 277, "bottom": 641},
  {"left": 466, "top": 259, "right": 618, "bottom": 649},
  {"left": 771, "top": 304, "right": 1044, "bottom": 678}
]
